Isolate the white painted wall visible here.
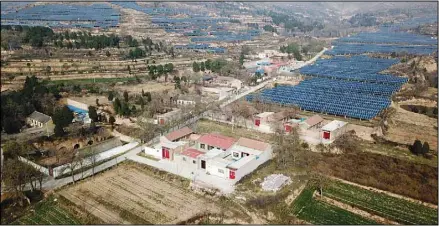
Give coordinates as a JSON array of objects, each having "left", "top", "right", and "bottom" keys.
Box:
[
  {"left": 18, "top": 156, "right": 50, "bottom": 175},
  {"left": 206, "top": 161, "right": 228, "bottom": 179},
  {"left": 66, "top": 98, "right": 89, "bottom": 111},
  {"left": 174, "top": 154, "right": 199, "bottom": 172},
  {"left": 145, "top": 147, "right": 162, "bottom": 159},
  {"left": 51, "top": 141, "right": 138, "bottom": 177},
  {"left": 233, "top": 149, "right": 272, "bottom": 182}
]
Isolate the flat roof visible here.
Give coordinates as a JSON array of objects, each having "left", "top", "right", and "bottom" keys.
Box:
[
  {"left": 255, "top": 112, "right": 274, "bottom": 118},
  {"left": 203, "top": 148, "right": 224, "bottom": 159},
  {"left": 227, "top": 155, "right": 254, "bottom": 170},
  {"left": 321, "top": 120, "right": 348, "bottom": 132}
]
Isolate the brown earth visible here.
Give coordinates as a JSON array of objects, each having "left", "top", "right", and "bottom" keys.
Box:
[
  {"left": 312, "top": 151, "right": 438, "bottom": 204},
  {"left": 58, "top": 163, "right": 220, "bottom": 224}
]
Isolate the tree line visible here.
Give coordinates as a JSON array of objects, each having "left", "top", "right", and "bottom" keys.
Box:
[
  {"left": 1, "top": 76, "right": 59, "bottom": 134},
  {"left": 192, "top": 59, "right": 228, "bottom": 73},
  {"left": 280, "top": 43, "right": 303, "bottom": 61}
]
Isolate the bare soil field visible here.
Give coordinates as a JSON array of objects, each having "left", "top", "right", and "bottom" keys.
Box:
[
  {"left": 385, "top": 103, "right": 438, "bottom": 151},
  {"left": 114, "top": 82, "right": 174, "bottom": 94},
  {"left": 58, "top": 163, "right": 220, "bottom": 224}
]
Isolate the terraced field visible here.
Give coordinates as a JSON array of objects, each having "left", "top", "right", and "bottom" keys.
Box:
[
  {"left": 325, "top": 181, "right": 438, "bottom": 225},
  {"left": 12, "top": 198, "right": 81, "bottom": 225},
  {"left": 291, "top": 188, "right": 378, "bottom": 225},
  {"left": 58, "top": 163, "right": 219, "bottom": 224}
]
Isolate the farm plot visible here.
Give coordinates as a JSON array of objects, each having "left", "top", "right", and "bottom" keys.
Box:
[
  {"left": 12, "top": 198, "right": 82, "bottom": 225},
  {"left": 58, "top": 163, "right": 219, "bottom": 224},
  {"left": 291, "top": 188, "right": 378, "bottom": 225},
  {"left": 325, "top": 181, "right": 438, "bottom": 225}
]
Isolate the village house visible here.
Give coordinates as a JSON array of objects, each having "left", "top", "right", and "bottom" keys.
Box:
[
  {"left": 321, "top": 120, "right": 348, "bottom": 144},
  {"left": 197, "top": 133, "right": 237, "bottom": 151},
  {"left": 302, "top": 114, "right": 324, "bottom": 130},
  {"left": 164, "top": 127, "right": 194, "bottom": 142},
  {"left": 147, "top": 131, "right": 273, "bottom": 183},
  {"left": 253, "top": 111, "right": 292, "bottom": 132},
  {"left": 26, "top": 111, "right": 55, "bottom": 135},
  {"left": 156, "top": 108, "right": 182, "bottom": 125}
]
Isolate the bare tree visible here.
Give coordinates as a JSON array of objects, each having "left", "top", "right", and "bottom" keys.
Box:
[{"left": 309, "top": 173, "right": 331, "bottom": 198}]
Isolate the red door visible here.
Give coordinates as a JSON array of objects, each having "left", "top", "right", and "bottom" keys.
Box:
[
  {"left": 285, "top": 124, "right": 292, "bottom": 133},
  {"left": 229, "top": 170, "right": 235, "bottom": 179},
  {"left": 255, "top": 119, "right": 260, "bottom": 126},
  {"left": 323, "top": 131, "right": 330, "bottom": 140},
  {"left": 162, "top": 147, "right": 170, "bottom": 159},
  {"left": 160, "top": 118, "right": 165, "bottom": 125}
]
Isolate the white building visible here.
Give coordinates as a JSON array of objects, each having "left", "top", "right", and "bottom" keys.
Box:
[{"left": 321, "top": 120, "right": 348, "bottom": 144}]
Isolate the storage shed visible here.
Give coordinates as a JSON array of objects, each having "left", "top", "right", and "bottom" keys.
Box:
[
  {"left": 321, "top": 120, "right": 348, "bottom": 144},
  {"left": 302, "top": 114, "right": 324, "bottom": 130}
]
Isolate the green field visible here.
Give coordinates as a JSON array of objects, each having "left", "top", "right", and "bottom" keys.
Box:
[
  {"left": 12, "top": 198, "right": 81, "bottom": 225},
  {"left": 325, "top": 181, "right": 438, "bottom": 225},
  {"left": 291, "top": 187, "right": 378, "bottom": 225},
  {"left": 47, "top": 77, "right": 137, "bottom": 85}
]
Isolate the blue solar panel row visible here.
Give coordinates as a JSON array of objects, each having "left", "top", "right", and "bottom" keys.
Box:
[
  {"left": 246, "top": 85, "right": 392, "bottom": 120},
  {"left": 327, "top": 43, "right": 437, "bottom": 56},
  {"left": 299, "top": 56, "right": 407, "bottom": 84},
  {"left": 1, "top": 4, "right": 119, "bottom": 28},
  {"left": 337, "top": 31, "right": 437, "bottom": 45},
  {"left": 299, "top": 77, "right": 401, "bottom": 96}
]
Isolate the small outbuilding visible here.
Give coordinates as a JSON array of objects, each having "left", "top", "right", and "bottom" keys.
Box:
[
  {"left": 321, "top": 120, "right": 348, "bottom": 144},
  {"left": 302, "top": 115, "right": 324, "bottom": 130}
]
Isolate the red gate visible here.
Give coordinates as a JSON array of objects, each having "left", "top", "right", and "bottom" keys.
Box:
[
  {"left": 323, "top": 131, "right": 330, "bottom": 140},
  {"left": 162, "top": 147, "right": 170, "bottom": 159},
  {"left": 229, "top": 170, "right": 235, "bottom": 179},
  {"left": 255, "top": 119, "right": 260, "bottom": 126}
]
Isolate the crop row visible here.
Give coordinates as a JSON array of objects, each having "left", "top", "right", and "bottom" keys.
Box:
[
  {"left": 14, "top": 199, "right": 81, "bottom": 225},
  {"left": 325, "top": 181, "right": 438, "bottom": 225},
  {"left": 291, "top": 187, "right": 377, "bottom": 225}
]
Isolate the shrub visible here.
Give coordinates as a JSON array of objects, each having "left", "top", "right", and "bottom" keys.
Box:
[{"left": 411, "top": 139, "right": 423, "bottom": 155}]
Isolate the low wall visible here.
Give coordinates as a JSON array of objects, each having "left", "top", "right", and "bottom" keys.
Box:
[
  {"left": 53, "top": 141, "right": 138, "bottom": 177},
  {"left": 18, "top": 156, "right": 50, "bottom": 175},
  {"left": 20, "top": 142, "right": 138, "bottom": 178}
]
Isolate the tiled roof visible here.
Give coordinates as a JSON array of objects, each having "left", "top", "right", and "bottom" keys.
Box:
[
  {"left": 165, "top": 127, "right": 193, "bottom": 141},
  {"left": 236, "top": 137, "right": 270, "bottom": 152},
  {"left": 198, "top": 133, "right": 237, "bottom": 150},
  {"left": 28, "top": 111, "right": 52, "bottom": 123},
  {"left": 305, "top": 115, "right": 324, "bottom": 127},
  {"left": 181, "top": 148, "right": 205, "bottom": 158}
]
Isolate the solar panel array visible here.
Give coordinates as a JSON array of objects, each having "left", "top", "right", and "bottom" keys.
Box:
[
  {"left": 246, "top": 85, "right": 392, "bottom": 120},
  {"left": 337, "top": 31, "right": 437, "bottom": 45},
  {"left": 1, "top": 4, "right": 119, "bottom": 28},
  {"left": 247, "top": 55, "right": 407, "bottom": 120},
  {"left": 329, "top": 16, "right": 438, "bottom": 56},
  {"left": 299, "top": 56, "right": 407, "bottom": 84},
  {"left": 327, "top": 43, "right": 437, "bottom": 56}
]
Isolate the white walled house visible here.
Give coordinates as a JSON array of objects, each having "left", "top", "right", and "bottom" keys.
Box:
[
  {"left": 321, "top": 120, "right": 348, "bottom": 144},
  {"left": 26, "top": 111, "right": 55, "bottom": 136},
  {"left": 203, "top": 137, "right": 273, "bottom": 182}
]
